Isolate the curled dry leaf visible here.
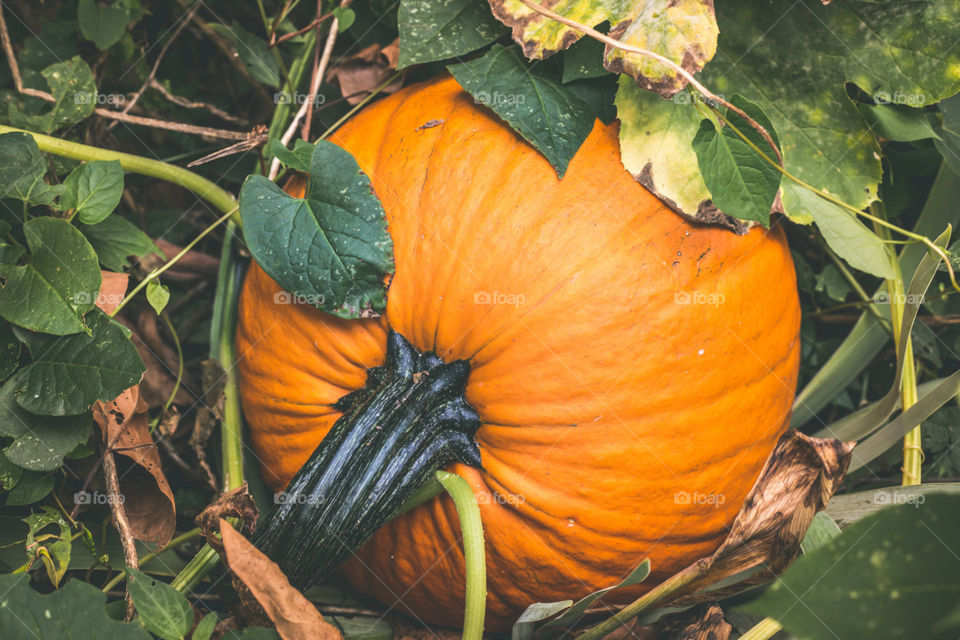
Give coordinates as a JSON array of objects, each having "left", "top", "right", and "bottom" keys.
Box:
[
  {"left": 219, "top": 518, "right": 342, "bottom": 640},
  {"left": 196, "top": 483, "right": 259, "bottom": 555},
  {"left": 96, "top": 271, "right": 129, "bottom": 315},
  {"left": 487, "top": 0, "right": 718, "bottom": 96},
  {"left": 92, "top": 385, "right": 176, "bottom": 545},
  {"left": 654, "top": 604, "right": 731, "bottom": 640},
  {"left": 326, "top": 40, "right": 402, "bottom": 105},
  {"left": 666, "top": 430, "right": 855, "bottom": 607}
]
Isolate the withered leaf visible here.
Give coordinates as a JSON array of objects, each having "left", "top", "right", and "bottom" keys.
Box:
[
  {"left": 654, "top": 604, "right": 731, "bottom": 640},
  {"left": 96, "top": 271, "right": 129, "bottom": 315},
  {"left": 219, "top": 518, "right": 342, "bottom": 640},
  {"left": 327, "top": 40, "right": 403, "bottom": 105},
  {"left": 92, "top": 385, "right": 176, "bottom": 545},
  {"left": 196, "top": 484, "right": 259, "bottom": 556}
]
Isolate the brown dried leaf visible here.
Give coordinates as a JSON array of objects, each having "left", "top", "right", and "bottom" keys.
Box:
[
  {"left": 196, "top": 484, "right": 259, "bottom": 555},
  {"left": 96, "top": 271, "right": 129, "bottom": 315},
  {"left": 121, "top": 311, "right": 193, "bottom": 409},
  {"left": 92, "top": 386, "right": 176, "bottom": 545},
  {"left": 220, "top": 518, "right": 342, "bottom": 640},
  {"left": 654, "top": 604, "right": 730, "bottom": 640},
  {"left": 668, "top": 430, "right": 855, "bottom": 606},
  {"left": 327, "top": 40, "right": 403, "bottom": 105},
  {"left": 191, "top": 358, "right": 226, "bottom": 489}
]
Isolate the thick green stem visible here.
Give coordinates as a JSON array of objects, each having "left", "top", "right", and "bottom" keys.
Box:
[
  {"left": 0, "top": 125, "right": 238, "bottom": 221},
  {"left": 435, "top": 470, "right": 487, "bottom": 640},
  {"left": 101, "top": 528, "right": 201, "bottom": 592},
  {"left": 254, "top": 330, "right": 482, "bottom": 590}
]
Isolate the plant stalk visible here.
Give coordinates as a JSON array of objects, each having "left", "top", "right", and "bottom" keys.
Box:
[{"left": 738, "top": 617, "right": 783, "bottom": 640}]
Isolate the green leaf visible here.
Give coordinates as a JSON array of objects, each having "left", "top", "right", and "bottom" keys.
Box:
[
  {"left": 935, "top": 94, "right": 960, "bottom": 175},
  {"left": 0, "top": 450, "right": 23, "bottom": 490},
  {"left": 741, "top": 493, "right": 960, "bottom": 640},
  {"left": 23, "top": 506, "right": 72, "bottom": 587},
  {"left": 0, "top": 217, "right": 101, "bottom": 335},
  {"left": 491, "top": 0, "right": 717, "bottom": 94},
  {"left": 0, "top": 373, "right": 92, "bottom": 470},
  {"left": 0, "top": 132, "right": 61, "bottom": 206},
  {"left": 239, "top": 141, "right": 394, "bottom": 319},
  {"left": 859, "top": 103, "right": 939, "bottom": 142},
  {"left": 691, "top": 96, "right": 782, "bottom": 226},
  {"left": 145, "top": 280, "right": 170, "bottom": 314},
  {"left": 397, "top": 0, "right": 505, "bottom": 68},
  {"left": 448, "top": 45, "right": 594, "bottom": 177},
  {"left": 14, "top": 308, "right": 145, "bottom": 415},
  {"left": 562, "top": 35, "right": 607, "bottom": 83},
  {"left": 0, "top": 321, "right": 21, "bottom": 382},
  {"left": 126, "top": 567, "right": 193, "bottom": 640},
  {"left": 332, "top": 7, "right": 356, "bottom": 32},
  {"left": 78, "top": 0, "right": 130, "bottom": 50},
  {"left": 618, "top": 0, "right": 960, "bottom": 227},
  {"left": 0, "top": 573, "right": 150, "bottom": 639},
  {"left": 79, "top": 215, "right": 161, "bottom": 271},
  {"left": 5, "top": 469, "right": 54, "bottom": 505},
  {"left": 799, "top": 511, "right": 841, "bottom": 554},
  {"left": 8, "top": 57, "right": 97, "bottom": 134},
  {"left": 208, "top": 22, "right": 279, "bottom": 88},
  {"left": 61, "top": 160, "right": 124, "bottom": 224},
  {"left": 192, "top": 613, "right": 218, "bottom": 640},
  {"left": 265, "top": 138, "right": 314, "bottom": 173},
  {"left": 781, "top": 182, "right": 895, "bottom": 280}
]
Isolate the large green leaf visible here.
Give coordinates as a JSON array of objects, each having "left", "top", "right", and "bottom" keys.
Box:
[
  {"left": 397, "top": 0, "right": 506, "bottom": 67},
  {"left": 489, "top": 0, "right": 717, "bottom": 94},
  {"left": 0, "top": 132, "right": 61, "bottom": 206},
  {"left": 61, "top": 160, "right": 124, "bottom": 225},
  {"left": 79, "top": 215, "right": 162, "bottom": 271},
  {"left": 126, "top": 568, "right": 194, "bottom": 640},
  {"left": 78, "top": 0, "right": 130, "bottom": 50},
  {"left": 208, "top": 22, "right": 279, "bottom": 88},
  {"left": 741, "top": 494, "right": 960, "bottom": 640},
  {"left": 0, "top": 373, "right": 92, "bottom": 470},
  {"left": 8, "top": 57, "right": 97, "bottom": 134},
  {"left": 239, "top": 141, "right": 394, "bottom": 319},
  {"left": 618, "top": 0, "right": 960, "bottom": 241},
  {"left": 14, "top": 309, "right": 145, "bottom": 416},
  {"left": 0, "top": 573, "right": 150, "bottom": 639},
  {"left": 448, "top": 45, "right": 594, "bottom": 177},
  {"left": 0, "top": 217, "right": 101, "bottom": 336}
]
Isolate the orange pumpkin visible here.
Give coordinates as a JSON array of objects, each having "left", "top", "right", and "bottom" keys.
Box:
[{"left": 237, "top": 76, "right": 800, "bottom": 630}]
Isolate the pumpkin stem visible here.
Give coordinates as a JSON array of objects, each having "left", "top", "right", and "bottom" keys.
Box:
[{"left": 253, "top": 330, "right": 482, "bottom": 589}]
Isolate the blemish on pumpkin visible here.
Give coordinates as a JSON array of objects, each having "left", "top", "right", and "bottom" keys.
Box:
[{"left": 416, "top": 119, "right": 444, "bottom": 131}]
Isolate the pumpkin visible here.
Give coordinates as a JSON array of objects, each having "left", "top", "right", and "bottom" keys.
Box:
[{"left": 237, "top": 76, "right": 801, "bottom": 631}]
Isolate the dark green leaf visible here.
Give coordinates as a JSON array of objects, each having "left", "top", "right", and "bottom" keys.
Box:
[
  {"left": 448, "top": 45, "right": 594, "bottom": 177},
  {"left": 0, "top": 132, "right": 60, "bottom": 205},
  {"left": 0, "top": 217, "right": 101, "bottom": 335},
  {"left": 562, "top": 35, "right": 608, "bottom": 83},
  {"left": 265, "top": 138, "right": 314, "bottom": 173},
  {"left": 0, "top": 320, "right": 21, "bottom": 381},
  {"left": 79, "top": 215, "right": 161, "bottom": 271},
  {"left": 8, "top": 57, "right": 97, "bottom": 134},
  {"left": 799, "top": 511, "right": 841, "bottom": 554},
  {"left": 859, "top": 103, "right": 939, "bottom": 142},
  {"left": 0, "top": 450, "right": 23, "bottom": 490},
  {"left": 935, "top": 94, "right": 960, "bottom": 175},
  {"left": 741, "top": 493, "right": 960, "bottom": 640},
  {"left": 192, "top": 613, "right": 218, "bottom": 640},
  {"left": 0, "top": 573, "right": 150, "bottom": 639},
  {"left": 14, "top": 308, "right": 145, "bottom": 415},
  {"left": 61, "top": 160, "right": 124, "bottom": 225},
  {"left": 209, "top": 22, "right": 279, "bottom": 88},
  {"left": 239, "top": 141, "right": 394, "bottom": 319},
  {"left": 126, "top": 567, "right": 193, "bottom": 640},
  {"left": 78, "top": 0, "right": 130, "bottom": 50},
  {"left": 0, "top": 372, "right": 92, "bottom": 469},
  {"left": 692, "top": 96, "right": 782, "bottom": 226},
  {"left": 5, "top": 469, "right": 54, "bottom": 505},
  {"left": 398, "top": 0, "right": 505, "bottom": 68}
]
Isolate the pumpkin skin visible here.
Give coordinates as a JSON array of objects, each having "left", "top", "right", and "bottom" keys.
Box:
[{"left": 237, "top": 76, "right": 800, "bottom": 630}]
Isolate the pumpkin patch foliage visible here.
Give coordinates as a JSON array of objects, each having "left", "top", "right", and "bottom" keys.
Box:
[{"left": 1, "top": 2, "right": 960, "bottom": 640}]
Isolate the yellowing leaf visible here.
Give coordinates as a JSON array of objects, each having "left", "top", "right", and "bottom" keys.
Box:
[{"left": 488, "top": 0, "right": 718, "bottom": 95}]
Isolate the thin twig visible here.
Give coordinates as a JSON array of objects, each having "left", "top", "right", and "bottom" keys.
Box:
[
  {"left": 268, "top": 0, "right": 295, "bottom": 46},
  {"left": 267, "top": 9, "right": 341, "bottom": 179},
  {"left": 273, "top": 12, "right": 333, "bottom": 47},
  {"left": 112, "top": 1, "right": 202, "bottom": 123},
  {"left": 148, "top": 78, "right": 249, "bottom": 125},
  {"left": 516, "top": 0, "right": 782, "bottom": 165},
  {"left": 102, "top": 449, "right": 139, "bottom": 620}
]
